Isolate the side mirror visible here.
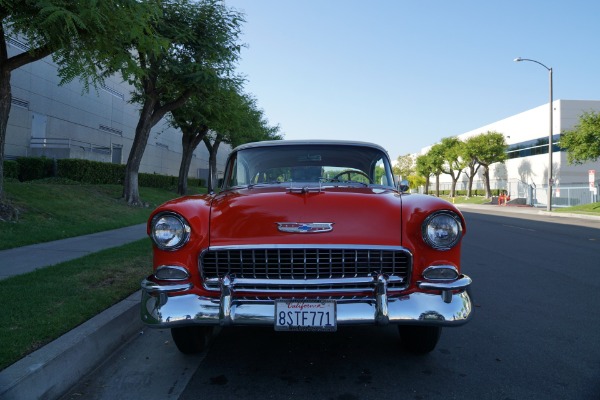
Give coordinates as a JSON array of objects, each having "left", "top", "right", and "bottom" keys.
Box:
[{"left": 398, "top": 180, "right": 409, "bottom": 193}]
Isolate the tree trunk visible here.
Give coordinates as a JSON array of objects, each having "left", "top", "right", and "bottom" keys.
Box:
[
  {"left": 450, "top": 178, "right": 457, "bottom": 198},
  {"left": 0, "top": 64, "right": 11, "bottom": 201},
  {"left": 482, "top": 165, "right": 492, "bottom": 198},
  {"left": 467, "top": 172, "right": 474, "bottom": 197},
  {"left": 123, "top": 97, "right": 157, "bottom": 206},
  {"left": 0, "top": 28, "right": 52, "bottom": 201},
  {"left": 435, "top": 174, "right": 440, "bottom": 197},
  {"left": 203, "top": 134, "right": 222, "bottom": 193},
  {"left": 209, "top": 138, "right": 221, "bottom": 192},
  {"left": 177, "top": 126, "right": 208, "bottom": 195},
  {"left": 177, "top": 136, "right": 194, "bottom": 196}
]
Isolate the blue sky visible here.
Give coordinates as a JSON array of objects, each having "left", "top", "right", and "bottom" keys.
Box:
[{"left": 225, "top": 0, "right": 600, "bottom": 159}]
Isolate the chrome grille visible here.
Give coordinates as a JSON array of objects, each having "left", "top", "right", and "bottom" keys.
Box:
[{"left": 200, "top": 245, "right": 411, "bottom": 292}]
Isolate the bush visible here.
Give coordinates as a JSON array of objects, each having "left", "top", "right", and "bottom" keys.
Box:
[
  {"left": 3, "top": 160, "right": 19, "bottom": 179},
  {"left": 6, "top": 157, "right": 204, "bottom": 190},
  {"left": 16, "top": 157, "right": 55, "bottom": 181},
  {"left": 57, "top": 159, "right": 125, "bottom": 184}
]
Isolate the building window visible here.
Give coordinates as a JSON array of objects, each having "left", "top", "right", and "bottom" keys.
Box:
[{"left": 506, "top": 134, "right": 562, "bottom": 159}]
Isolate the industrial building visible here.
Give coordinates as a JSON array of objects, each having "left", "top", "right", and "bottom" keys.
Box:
[
  {"left": 3, "top": 37, "right": 229, "bottom": 182},
  {"left": 423, "top": 100, "right": 600, "bottom": 207}
]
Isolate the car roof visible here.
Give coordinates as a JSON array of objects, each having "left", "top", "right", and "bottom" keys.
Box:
[{"left": 232, "top": 140, "right": 389, "bottom": 155}]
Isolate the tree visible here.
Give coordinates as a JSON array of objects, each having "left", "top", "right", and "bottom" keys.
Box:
[
  {"left": 393, "top": 154, "right": 414, "bottom": 180},
  {"left": 426, "top": 143, "right": 447, "bottom": 197},
  {"left": 437, "top": 137, "right": 466, "bottom": 198},
  {"left": 109, "top": 0, "right": 244, "bottom": 205},
  {"left": 201, "top": 94, "right": 281, "bottom": 192},
  {"left": 394, "top": 154, "right": 425, "bottom": 190},
  {"left": 169, "top": 76, "right": 242, "bottom": 195},
  {"left": 415, "top": 153, "right": 435, "bottom": 195},
  {"left": 561, "top": 111, "right": 600, "bottom": 164},
  {"left": 0, "top": 0, "right": 157, "bottom": 206},
  {"left": 467, "top": 131, "right": 507, "bottom": 198},
  {"left": 462, "top": 136, "right": 484, "bottom": 197}
]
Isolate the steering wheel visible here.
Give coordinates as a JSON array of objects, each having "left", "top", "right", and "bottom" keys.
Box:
[{"left": 331, "top": 169, "right": 372, "bottom": 184}]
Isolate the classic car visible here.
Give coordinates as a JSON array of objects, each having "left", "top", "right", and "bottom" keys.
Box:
[{"left": 141, "top": 140, "right": 472, "bottom": 354}]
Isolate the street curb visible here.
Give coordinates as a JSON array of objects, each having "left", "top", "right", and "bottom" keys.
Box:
[
  {"left": 536, "top": 210, "right": 600, "bottom": 221},
  {"left": 0, "top": 291, "right": 142, "bottom": 400}
]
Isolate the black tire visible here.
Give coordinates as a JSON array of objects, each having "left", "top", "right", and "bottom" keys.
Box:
[
  {"left": 171, "top": 326, "right": 213, "bottom": 354},
  {"left": 398, "top": 326, "right": 442, "bottom": 354}
]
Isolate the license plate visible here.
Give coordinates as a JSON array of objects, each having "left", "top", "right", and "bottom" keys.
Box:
[{"left": 274, "top": 300, "right": 337, "bottom": 332}]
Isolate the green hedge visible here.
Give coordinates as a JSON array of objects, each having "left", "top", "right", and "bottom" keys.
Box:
[
  {"left": 2, "top": 157, "right": 205, "bottom": 189},
  {"left": 2, "top": 160, "right": 18, "bottom": 180},
  {"left": 14, "top": 157, "right": 55, "bottom": 181},
  {"left": 57, "top": 159, "right": 125, "bottom": 184}
]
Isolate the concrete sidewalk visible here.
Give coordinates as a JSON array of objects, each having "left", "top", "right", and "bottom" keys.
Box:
[
  {"left": 455, "top": 202, "right": 600, "bottom": 222},
  {"left": 0, "top": 223, "right": 148, "bottom": 400},
  {"left": 0, "top": 223, "right": 147, "bottom": 280},
  {"left": 1, "top": 207, "right": 599, "bottom": 399}
]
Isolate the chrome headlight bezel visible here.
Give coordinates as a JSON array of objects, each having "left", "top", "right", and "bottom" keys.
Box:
[
  {"left": 150, "top": 212, "right": 191, "bottom": 251},
  {"left": 421, "top": 211, "right": 463, "bottom": 250}
]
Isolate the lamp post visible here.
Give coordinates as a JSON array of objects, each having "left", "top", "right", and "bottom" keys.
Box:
[{"left": 514, "top": 57, "right": 553, "bottom": 211}]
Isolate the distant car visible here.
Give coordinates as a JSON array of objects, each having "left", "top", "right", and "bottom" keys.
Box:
[{"left": 141, "top": 140, "right": 472, "bottom": 354}]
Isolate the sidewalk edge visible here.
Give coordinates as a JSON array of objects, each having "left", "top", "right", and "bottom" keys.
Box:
[{"left": 0, "top": 291, "right": 142, "bottom": 400}]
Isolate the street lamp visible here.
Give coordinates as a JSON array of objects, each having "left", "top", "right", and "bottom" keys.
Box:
[{"left": 514, "top": 57, "right": 553, "bottom": 211}]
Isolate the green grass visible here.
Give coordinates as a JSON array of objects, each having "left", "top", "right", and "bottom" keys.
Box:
[
  {"left": 553, "top": 201, "right": 600, "bottom": 215},
  {"left": 438, "top": 194, "right": 600, "bottom": 215},
  {"left": 438, "top": 195, "right": 490, "bottom": 205},
  {"left": 1, "top": 180, "right": 204, "bottom": 250},
  {"left": 0, "top": 180, "right": 205, "bottom": 370},
  {"left": 0, "top": 239, "right": 152, "bottom": 370}
]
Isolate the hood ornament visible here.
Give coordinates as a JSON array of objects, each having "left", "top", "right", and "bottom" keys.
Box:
[{"left": 276, "top": 222, "right": 334, "bottom": 233}]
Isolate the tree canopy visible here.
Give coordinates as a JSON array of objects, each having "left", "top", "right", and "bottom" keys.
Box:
[
  {"left": 0, "top": 0, "right": 158, "bottom": 203},
  {"left": 463, "top": 131, "right": 507, "bottom": 197},
  {"left": 104, "top": 0, "right": 245, "bottom": 205},
  {"left": 560, "top": 111, "right": 600, "bottom": 164}
]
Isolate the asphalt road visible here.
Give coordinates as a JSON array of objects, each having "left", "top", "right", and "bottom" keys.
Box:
[{"left": 61, "top": 210, "right": 600, "bottom": 400}]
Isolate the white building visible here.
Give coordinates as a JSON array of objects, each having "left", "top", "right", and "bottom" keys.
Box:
[
  {"left": 3, "top": 37, "right": 229, "bottom": 182},
  {"left": 423, "top": 100, "right": 600, "bottom": 207}
]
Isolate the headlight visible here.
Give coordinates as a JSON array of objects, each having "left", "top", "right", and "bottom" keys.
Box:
[
  {"left": 421, "top": 211, "right": 463, "bottom": 250},
  {"left": 151, "top": 212, "right": 191, "bottom": 251}
]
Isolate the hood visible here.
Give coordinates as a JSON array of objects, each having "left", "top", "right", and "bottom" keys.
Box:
[{"left": 209, "top": 187, "right": 402, "bottom": 247}]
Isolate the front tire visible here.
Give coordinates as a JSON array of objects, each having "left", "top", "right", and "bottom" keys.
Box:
[
  {"left": 399, "top": 326, "right": 442, "bottom": 354},
  {"left": 171, "top": 326, "right": 213, "bottom": 354}
]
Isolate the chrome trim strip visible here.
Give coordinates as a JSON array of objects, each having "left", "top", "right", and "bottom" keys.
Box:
[
  {"left": 205, "top": 244, "right": 411, "bottom": 252},
  {"left": 203, "top": 275, "right": 404, "bottom": 288},
  {"left": 141, "top": 278, "right": 193, "bottom": 294},
  {"left": 417, "top": 275, "right": 472, "bottom": 291},
  {"left": 211, "top": 288, "right": 374, "bottom": 295}
]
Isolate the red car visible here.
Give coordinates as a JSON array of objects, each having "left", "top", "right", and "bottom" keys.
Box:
[{"left": 141, "top": 140, "right": 472, "bottom": 354}]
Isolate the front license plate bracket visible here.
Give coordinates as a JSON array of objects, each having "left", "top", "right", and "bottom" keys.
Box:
[{"left": 274, "top": 300, "right": 337, "bottom": 332}]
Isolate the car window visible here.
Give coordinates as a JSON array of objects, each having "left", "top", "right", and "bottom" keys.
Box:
[{"left": 223, "top": 144, "right": 395, "bottom": 189}]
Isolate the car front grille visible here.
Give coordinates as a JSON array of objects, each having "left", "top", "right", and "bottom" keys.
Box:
[{"left": 199, "top": 245, "right": 411, "bottom": 293}]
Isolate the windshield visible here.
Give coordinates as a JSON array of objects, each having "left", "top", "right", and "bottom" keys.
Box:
[{"left": 222, "top": 143, "right": 396, "bottom": 189}]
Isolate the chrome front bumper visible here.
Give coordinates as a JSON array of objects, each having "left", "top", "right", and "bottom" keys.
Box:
[{"left": 140, "top": 275, "right": 472, "bottom": 328}]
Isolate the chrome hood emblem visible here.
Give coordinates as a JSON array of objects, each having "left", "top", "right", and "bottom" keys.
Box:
[{"left": 276, "top": 222, "right": 334, "bottom": 233}]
